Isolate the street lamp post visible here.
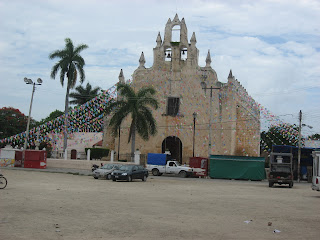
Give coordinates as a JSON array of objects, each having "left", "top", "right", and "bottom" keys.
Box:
[
  {"left": 297, "top": 110, "right": 302, "bottom": 183},
  {"left": 192, "top": 112, "right": 197, "bottom": 157},
  {"left": 297, "top": 110, "right": 313, "bottom": 182},
  {"left": 118, "top": 126, "right": 121, "bottom": 161},
  {"left": 23, "top": 77, "right": 42, "bottom": 150},
  {"left": 200, "top": 81, "right": 220, "bottom": 157}
]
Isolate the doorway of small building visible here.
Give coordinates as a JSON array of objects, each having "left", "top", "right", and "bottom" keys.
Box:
[
  {"left": 162, "top": 136, "right": 182, "bottom": 163},
  {"left": 71, "top": 149, "right": 77, "bottom": 159}
]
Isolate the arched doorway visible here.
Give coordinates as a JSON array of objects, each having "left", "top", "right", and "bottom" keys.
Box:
[{"left": 162, "top": 136, "right": 182, "bottom": 163}]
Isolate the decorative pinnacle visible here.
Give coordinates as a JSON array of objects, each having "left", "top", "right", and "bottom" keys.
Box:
[
  {"left": 206, "top": 50, "right": 211, "bottom": 67},
  {"left": 118, "top": 69, "right": 125, "bottom": 83},
  {"left": 228, "top": 69, "right": 233, "bottom": 78},
  {"left": 139, "top": 52, "right": 146, "bottom": 68},
  {"left": 173, "top": 13, "right": 180, "bottom": 23},
  {"left": 190, "top": 32, "right": 197, "bottom": 43},
  {"left": 156, "top": 32, "right": 162, "bottom": 47}
]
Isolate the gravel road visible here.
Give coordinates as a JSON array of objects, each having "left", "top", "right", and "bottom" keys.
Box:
[{"left": 0, "top": 168, "right": 319, "bottom": 240}]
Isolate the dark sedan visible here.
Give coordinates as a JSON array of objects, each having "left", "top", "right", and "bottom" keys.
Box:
[{"left": 111, "top": 164, "right": 148, "bottom": 182}]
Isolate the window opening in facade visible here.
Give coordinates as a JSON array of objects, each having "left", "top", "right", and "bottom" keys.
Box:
[
  {"left": 165, "top": 48, "right": 172, "bottom": 62},
  {"left": 181, "top": 48, "right": 187, "bottom": 60},
  {"left": 171, "top": 25, "right": 180, "bottom": 42},
  {"left": 167, "top": 97, "right": 180, "bottom": 116}
]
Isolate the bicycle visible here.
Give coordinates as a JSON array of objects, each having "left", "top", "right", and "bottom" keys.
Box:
[{"left": 0, "top": 174, "right": 7, "bottom": 189}]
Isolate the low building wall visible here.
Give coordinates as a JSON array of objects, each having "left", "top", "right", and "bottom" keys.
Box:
[{"left": 47, "top": 158, "right": 132, "bottom": 170}]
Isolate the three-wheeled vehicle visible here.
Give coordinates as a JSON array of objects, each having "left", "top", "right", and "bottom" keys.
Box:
[{"left": 269, "top": 152, "right": 294, "bottom": 188}]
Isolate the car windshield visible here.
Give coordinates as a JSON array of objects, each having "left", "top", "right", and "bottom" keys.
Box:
[
  {"left": 119, "top": 165, "right": 133, "bottom": 171},
  {"left": 101, "top": 164, "right": 113, "bottom": 170},
  {"left": 271, "top": 165, "right": 291, "bottom": 173}
]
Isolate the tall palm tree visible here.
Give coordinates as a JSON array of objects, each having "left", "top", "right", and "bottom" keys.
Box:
[
  {"left": 49, "top": 38, "right": 88, "bottom": 151},
  {"left": 69, "top": 83, "right": 101, "bottom": 106},
  {"left": 105, "top": 83, "right": 159, "bottom": 157}
]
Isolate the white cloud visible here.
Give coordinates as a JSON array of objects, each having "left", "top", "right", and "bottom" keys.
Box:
[{"left": 0, "top": 0, "right": 319, "bottom": 135}]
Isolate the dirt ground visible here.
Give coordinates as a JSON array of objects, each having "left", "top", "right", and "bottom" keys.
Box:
[{"left": 0, "top": 169, "right": 320, "bottom": 240}]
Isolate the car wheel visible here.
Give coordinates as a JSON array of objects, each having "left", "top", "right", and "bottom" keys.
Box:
[
  {"left": 127, "top": 175, "right": 132, "bottom": 182},
  {"left": 94, "top": 177, "right": 98, "bottom": 179},
  {"left": 112, "top": 177, "right": 116, "bottom": 182},
  {"left": 152, "top": 169, "right": 160, "bottom": 176},
  {"left": 106, "top": 174, "right": 112, "bottom": 180},
  {"left": 142, "top": 175, "right": 147, "bottom": 181},
  {"left": 179, "top": 171, "right": 187, "bottom": 178},
  {"left": 269, "top": 182, "right": 274, "bottom": 187}
]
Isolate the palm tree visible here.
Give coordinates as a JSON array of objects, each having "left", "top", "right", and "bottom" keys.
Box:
[
  {"left": 49, "top": 38, "right": 88, "bottom": 151},
  {"left": 69, "top": 83, "right": 101, "bottom": 106},
  {"left": 105, "top": 83, "right": 159, "bottom": 157}
]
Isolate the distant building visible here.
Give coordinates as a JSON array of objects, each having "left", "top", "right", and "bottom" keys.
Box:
[
  {"left": 103, "top": 14, "right": 260, "bottom": 163},
  {"left": 304, "top": 140, "right": 320, "bottom": 148}
]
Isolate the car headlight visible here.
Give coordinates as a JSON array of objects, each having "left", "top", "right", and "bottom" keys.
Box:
[
  {"left": 111, "top": 172, "right": 114, "bottom": 175},
  {"left": 121, "top": 173, "right": 128, "bottom": 176}
]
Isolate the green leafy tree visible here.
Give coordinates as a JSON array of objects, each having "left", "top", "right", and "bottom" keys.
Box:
[
  {"left": 105, "top": 83, "right": 159, "bottom": 157},
  {"left": 49, "top": 38, "right": 88, "bottom": 151},
  {"left": 261, "top": 123, "right": 299, "bottom": 152},
  {"left": 309, "top": 133, "right": 320, "bottom": 140},
  {"left": 38, "top": 109, "right": 64, "bottom": 125},
  {"left": 69, "top": 83, "right": 101, "bottom": 106}
]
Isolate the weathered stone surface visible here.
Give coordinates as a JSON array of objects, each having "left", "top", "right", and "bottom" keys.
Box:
[{"left": 104, "top": 14, "right": 260, "bottom": 163}]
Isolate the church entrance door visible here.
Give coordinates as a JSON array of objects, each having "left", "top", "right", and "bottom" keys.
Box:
[{"left": 162, "top": 136, "right": 182, "bottom": 163}]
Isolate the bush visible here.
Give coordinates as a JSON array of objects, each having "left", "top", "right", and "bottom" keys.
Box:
[{"left": 85, "top": 148, "right": 109, "bottom": 160}]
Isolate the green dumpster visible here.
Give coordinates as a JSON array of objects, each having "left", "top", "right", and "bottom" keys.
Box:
[{"left": 209, "top": 155, "right": 266, "bottom": 180}]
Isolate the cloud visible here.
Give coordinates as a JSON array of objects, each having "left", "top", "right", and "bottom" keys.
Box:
[{"left": 0, "top": 0, "right": 319, "bottom": 135}]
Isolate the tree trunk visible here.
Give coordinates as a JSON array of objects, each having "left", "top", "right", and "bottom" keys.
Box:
[
  {"left": 63, "top": 84, "right": 70, "bottom": 152},
  {"left": 131, "top": 123, "right": 136, "bottom": 161}
]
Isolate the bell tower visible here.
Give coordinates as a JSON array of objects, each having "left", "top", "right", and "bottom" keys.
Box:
[{"left": 152, "top": 14, "right": 199, "bottom": 71}]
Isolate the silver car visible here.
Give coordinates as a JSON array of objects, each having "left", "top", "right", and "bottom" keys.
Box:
[{"left": 93, "top": 164, "right": 122, "bottom": 180}]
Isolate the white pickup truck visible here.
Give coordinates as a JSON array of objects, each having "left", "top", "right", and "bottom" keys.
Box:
[{"left": 146, "top": 153, "right": 194, "bottom": 178}]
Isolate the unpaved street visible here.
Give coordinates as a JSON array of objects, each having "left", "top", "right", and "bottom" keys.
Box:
[{"left": 0, "top": 169, "right": 320, "bottom": 240}]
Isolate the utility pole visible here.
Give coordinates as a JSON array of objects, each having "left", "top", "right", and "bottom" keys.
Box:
[
  {"left": 297, "top": 110, "right": 302, "bottom": 182},
  {"left": 201, "top": 84, "right": 220, "bottom": 156},
  {"left": 192, "top": 112, "right": 197, "bottom": 157}
]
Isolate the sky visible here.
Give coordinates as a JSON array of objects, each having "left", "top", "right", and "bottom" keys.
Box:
[{"left": 0, "top": 0, "right": 319, "bottom": 136}]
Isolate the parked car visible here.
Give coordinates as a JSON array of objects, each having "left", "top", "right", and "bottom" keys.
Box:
[
  {"left": 111, "top": 164, "right": 148, "bottom": 182},
  {"left": 93, "top": 163, "right": 122, "bottom": 180}
]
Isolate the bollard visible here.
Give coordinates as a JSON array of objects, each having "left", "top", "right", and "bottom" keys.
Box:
[
  {"left": 111, "top": 150, "right": 115, "bottom": 162},
  {"left": 87, "top": 149, "right": 91, "bottom": 161},
  {"left": 134, "top": 150, "right": 141, "bottom": 165}
]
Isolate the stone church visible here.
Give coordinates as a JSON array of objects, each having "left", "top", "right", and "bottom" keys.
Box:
[{"left": 103, "top": 14, "right": 260, "bottom": 163}]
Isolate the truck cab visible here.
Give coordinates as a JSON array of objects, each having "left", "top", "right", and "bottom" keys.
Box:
[
  {"left": 146, "top": 153, "right": 194, "bottom": 177},
  {"left": 269, "top": 152, "right": 294, "bottom": 188}
]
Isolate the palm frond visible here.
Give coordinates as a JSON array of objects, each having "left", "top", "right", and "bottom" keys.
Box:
[
  {"left": 64, "top": 38, "right": 74, "bottom": 53},
  {"left": 74, "top": 44, "right": 89, "bottom": 55},
  {"left": 76, "top": 65, "right": 85, "bottom": 83}
]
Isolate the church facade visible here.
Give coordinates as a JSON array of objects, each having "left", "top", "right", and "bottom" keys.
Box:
[{"left": 103, "top": 14, "right": 260, "bottom": 163}]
